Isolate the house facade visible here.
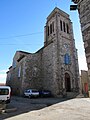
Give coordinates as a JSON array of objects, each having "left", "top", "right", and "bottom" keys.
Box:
[
  {"left": 6, "top": 7, "right": 80, "bottom": 97},
  {"left": 80, "top": 70, "right": 89, "bottom": 94}
]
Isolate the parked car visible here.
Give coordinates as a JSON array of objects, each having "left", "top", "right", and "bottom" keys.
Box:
[
  {"left": 0, "top": 86, "right": 11, "bottom": 104},
  {"left": 24, "top": 89, "right": 39, "bottom": 98},
  {"left": 39, "top": 90, "right": 51, "bottom": 97}
]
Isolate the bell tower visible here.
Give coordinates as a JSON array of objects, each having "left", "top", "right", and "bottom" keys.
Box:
[
  {"left": 44, "top": 8, "right": 56, "bottom": 46},
  {"left": 44, "top": 7, "right": 72, "bottom": 47},
  {"left": 44, "top": 7, "right": 80, "bottom": 95}
]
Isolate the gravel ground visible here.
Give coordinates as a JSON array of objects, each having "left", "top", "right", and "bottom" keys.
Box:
[{"left": 0, "top": 97, "right": 90, "bottom": 120}]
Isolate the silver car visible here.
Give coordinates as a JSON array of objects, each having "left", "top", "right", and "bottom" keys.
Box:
[{"left": 24, "top": 89, "right": 39, "bottom": 98}]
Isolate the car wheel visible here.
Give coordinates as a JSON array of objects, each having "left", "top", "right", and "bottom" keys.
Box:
[
  {"left": 29, "top": 95, "right": 31, "bottom": 98},
  {"left": 41, "top": 94, "right": 43, "bottom": 98},
  {"left": 23, "top": 94, "right": 26, "bottom": 98}
]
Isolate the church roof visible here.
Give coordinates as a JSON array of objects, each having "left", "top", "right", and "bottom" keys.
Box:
[
  {"left": 17, "top": 50, "right": 31, "bottom": 54},
  {"left": 47, "top": 7, "right": 69, "bottom": 21}
]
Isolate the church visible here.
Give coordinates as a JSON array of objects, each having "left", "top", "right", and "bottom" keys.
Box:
[{"left": 6, "top": 7, "right": 80, "bottom": 97}]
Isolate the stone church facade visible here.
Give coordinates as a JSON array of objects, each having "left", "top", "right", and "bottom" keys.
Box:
[{"left": 6, "top": 7, "right": 80, "bottom": 97}]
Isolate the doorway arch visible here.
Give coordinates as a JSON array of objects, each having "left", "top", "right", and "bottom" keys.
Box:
[{"left": 65, "top": 73, "right": 71, "bottom": 92}]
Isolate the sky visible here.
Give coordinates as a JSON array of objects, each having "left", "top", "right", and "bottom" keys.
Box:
[{"left": 0, "top": 0, "right": 88, "bottom": 83}]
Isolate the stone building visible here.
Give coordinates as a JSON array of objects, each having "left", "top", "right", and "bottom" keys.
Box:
[
  {"left": 6, "top": 7, "right": 80, "bottom": 97},
  {"left": 80, "top": 70, "right": 89, "bottom": 94},
  {"left": 72, "top": 0, "right": 90, "bottom": 88}
]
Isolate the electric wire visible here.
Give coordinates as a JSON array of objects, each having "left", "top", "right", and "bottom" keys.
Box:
[
  {"left": 0, "top": 32, "right": 43, "bottom": 40},
  {"left": 0, "top": 32, "right": 43, "bottom": 45}
]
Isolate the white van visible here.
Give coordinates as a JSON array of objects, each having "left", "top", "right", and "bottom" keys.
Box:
[{"left": 0, "top": 86, "right": 11, "bottom": 104}]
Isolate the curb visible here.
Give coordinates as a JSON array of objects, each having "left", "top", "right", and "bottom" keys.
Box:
[{"left": 5, "top": 108, "right": 17, "bottom": 113}]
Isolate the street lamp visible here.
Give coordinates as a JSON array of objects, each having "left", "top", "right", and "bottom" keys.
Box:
[{"left": 70, "top": 5, "right": 77, "bottom": 10}]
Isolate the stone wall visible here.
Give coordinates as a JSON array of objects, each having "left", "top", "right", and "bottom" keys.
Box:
[
  {"left": 81, "top": 70, "right": 89, "bottom": 93},
  {"left": 42, "top": 41, "right": 60, "bottom": 96},
  {"left": 21, "top": 51, "right": 43, "bottom": 93},
  {"left": 75, "top": 0, "right": 90, "bottom": 87},
  {"left": 6, "top": 57, "right": 26, "bottom": 95}
]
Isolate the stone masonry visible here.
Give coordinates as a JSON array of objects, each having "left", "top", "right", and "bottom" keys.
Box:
[
  {"left": 72, "top": 0, "right": 90, "bottom": 88},
  {"left": 6, "top": 7, "right": 80, "bottom": 97}
]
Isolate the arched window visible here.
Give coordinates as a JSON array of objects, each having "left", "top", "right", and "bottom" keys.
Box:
[
  {"left": 52, "top": 22, "right": 54, "bottom": 32},
  {"left": 47, "top": 26, "right": 49, "bottom": 36},
  {"left": 66, "top": 23, "right": 69, "bottom": 34},
  {"left": 63, "top": 22, "right": 66, "bottom": 32},
  {"left": 12, "top": 59, "right": 16, "bottom": 68},
  {"left": 64, "top": 53, "right": 71, "bottom": 65},
  {"left": 60, "top": 20, "right": 63, "bottom": 31},
  {"left": 18, "top": 66, "right": 21, "bottom": 78},
  {"left": 50, "top": 24, "right": 52, "bottom": 34}
]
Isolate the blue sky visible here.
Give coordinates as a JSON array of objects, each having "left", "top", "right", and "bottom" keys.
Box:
[{"left": 0, "top": 0, "right": 87, "bottom": 83}]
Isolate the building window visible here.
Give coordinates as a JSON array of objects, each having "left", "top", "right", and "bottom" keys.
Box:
[
  {"left": 47, "top": 26, "right": 49, "bottom": 36},
  {"left": 12, "top": 59, "right": 16, "bottom": 68},
  {"left": 48, "top": 22, "right": 54, "bottom": 36},
  {"left": 18, "top": 66, "right": 21, "bottom": 78},
  {"left": 88, "top": 63, "right": 90, "bottom": 69},
  {"left": 60, "top": 20, "right": 63, "bottom": 31},
  {"left": 52, "top": 22, "right": 54, "bottom": 32},
  {"left": 64, "top": 53, "right": 71, "bottom": 65},
  {"left": 8, "top": 73, "right": 11, "bottom": 81},
  {"left": 50, "top": 24, "right": 52, "bottom": 34},
  {"left": 85, "top": 46, "right": 90, "bottom": 54},
  {"left": 63, "top": 22, "right": 66, "bottom": 32},
  {"left": 66, "top": 23, "right": 69, "bottom": 34}
]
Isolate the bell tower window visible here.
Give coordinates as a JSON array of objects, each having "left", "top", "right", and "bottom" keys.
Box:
[
  {"left": 60, "top": 20, "right": 63, "bottom": 31},
  {"left": 52, "top": 22, "right": 54, "bottom": 32},
  {"left": 48, "top": 26, "right": 49, "bottom": 36},
  {"left": 64, "top": 53, "right": 71, "bottom": 65},
  {"left": 63, "top": 21, "right": 66, "bottom": 32},
  {"left": 66, "top": 23, "right": 69, "bottom": 34},
  {"left": 50, "top": 24, "right": 52, "bottom": 34}
]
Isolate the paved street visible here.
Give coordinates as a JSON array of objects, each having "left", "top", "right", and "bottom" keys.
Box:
[
  {"left": 0, "top": 97, "right": 90, "bottom": 120},
  {"left": 0, "top": 96, "right": 67, "bottom": 119}
]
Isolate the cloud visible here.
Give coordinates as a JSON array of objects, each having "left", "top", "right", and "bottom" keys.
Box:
[
  {"left": 0, "top": 70, "right": 7, "bottom": 73},
  {"left": 78, "top": 55, "right": 88, "bottom": 73},
  {"left": 0, "top": 70, "right": 7, "bottom": 83}
]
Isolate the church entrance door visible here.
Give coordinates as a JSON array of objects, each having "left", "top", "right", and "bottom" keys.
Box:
[{"left": 65, "top": 73, "right": 71, "bottom": 92}]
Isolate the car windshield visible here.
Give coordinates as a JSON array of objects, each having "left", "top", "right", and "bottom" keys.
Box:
[
  {"left": 25, "top": 89, "right": 38, "bottom": 92},
  {"left": 0, "top": 88, "right": 9, "bottom": 95},
  {"left": 32, "top": 90, "right": 38, "bottom": 92},
  {"left": 25, "top": 90, "right": 30, "bottom": 93}
]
